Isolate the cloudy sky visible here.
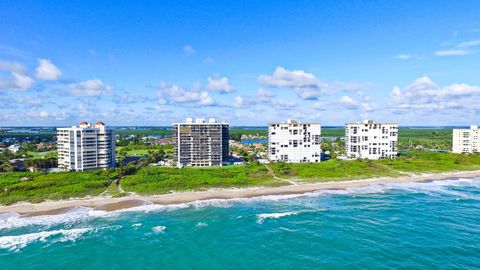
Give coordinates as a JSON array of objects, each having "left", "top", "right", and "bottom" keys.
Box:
[{"left": 1, "top": 1, "right": 480, "bottom": 126}]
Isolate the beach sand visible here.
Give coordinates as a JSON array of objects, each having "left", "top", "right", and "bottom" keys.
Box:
[{"left": 2, "top": 170, "right": 480, "bottom": 217}]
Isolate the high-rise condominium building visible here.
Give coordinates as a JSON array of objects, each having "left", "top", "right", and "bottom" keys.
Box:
[
  {"left": 268, "top": 119, "right": 321, "bottom": 163},
  {"left": 452, "top": 125, "right": 480, "bottom": 153},
  {"left": 345, "top": 120, "right": 398, "bottom": 159},
  {"left": 57, "top": 121, "right": 116, "bottom": 171},
  {"left": 173, "top": 118, "right": 229, "bottom": 167}
]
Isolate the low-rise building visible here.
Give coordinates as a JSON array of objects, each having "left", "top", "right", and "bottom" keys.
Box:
[
  {"left": 173, "top": 118, "right": 229, "bottom": 167},
  {"left": 57, "top": 121, "right": 116, "bottom": 171},
  {"left": 268, "top": 119, "right": 321, "bottom": 163},
  {"left": 7, "top": 144, "right": 21, "bottom": 153},
  {"left": 452, "top": 125, "right": 480, "bottom": 153},
  {"left": 345, "top": 120, "right": 398, "bottom": 159}
]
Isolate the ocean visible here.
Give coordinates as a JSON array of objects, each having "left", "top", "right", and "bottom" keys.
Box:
[{"left": 1, "top": 177, "right": 479, "bottom": 269}]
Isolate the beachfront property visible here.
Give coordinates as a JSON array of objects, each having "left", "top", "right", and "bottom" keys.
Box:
[
  {"left": 268, "top": 119, "right": 321, "bottom": 163},
  {"left": 56, "top": 121, "right": 116, "bottom": 171},
  {"left": 173, "top": 118, "right": 229, "bottom": 167},
  {"left": 345, "top": 120, "right": 398, "bottom": 159},
  {"left": 452, "top": 125, "right": 480, "bottom": 153}
]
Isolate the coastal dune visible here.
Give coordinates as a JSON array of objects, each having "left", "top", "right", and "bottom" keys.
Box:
[{"left": 1, "top": 170, "right": 480, "bottom": 217}]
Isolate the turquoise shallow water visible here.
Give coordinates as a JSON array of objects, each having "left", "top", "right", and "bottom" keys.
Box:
[{"left": 1, "top": 177, "right": 480, "bottom": 269}]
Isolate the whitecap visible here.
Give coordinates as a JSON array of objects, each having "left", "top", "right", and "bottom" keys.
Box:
[
  {"left": 0, "top": 228, "right": 92, "bottom": 252},
  {"left": 152, "top": 225, "right": 166, "bottom": 233},
  {"left": 195, "top": 222, "right": 208, "bottom": 228},
  {"left": 257, "top": 212, "right": 298, "bottom": 224}
]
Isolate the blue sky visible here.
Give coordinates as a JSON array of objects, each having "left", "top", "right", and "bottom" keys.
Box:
[{"left": 1, "top": 0, "right": 480, "bottom": 126}]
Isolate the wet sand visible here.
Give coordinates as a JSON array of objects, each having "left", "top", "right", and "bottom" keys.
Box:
[{"left": 1, "top": 169, "right": 480, "bottom": 217}]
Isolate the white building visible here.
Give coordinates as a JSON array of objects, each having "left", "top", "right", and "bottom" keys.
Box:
[
  {"left": 7, "top": 144, "right": 21, "bottom": 153},
  {"left": 268, "top": 120, "right": 321, "bottom": 163},
  {"left": 173, "top": 118, "right": 229, "bottom": 167},
  {"left": 57, "top": 121, "right": 116, "bottom": 171},
  {"left": 345, "top": 120, "right": 398, "bottom": 159},
  {"left": 452, "top": 125, "right": 480, "bottom": 153}
]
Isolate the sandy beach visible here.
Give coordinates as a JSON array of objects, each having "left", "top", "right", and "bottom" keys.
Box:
[{"left": 1, "top": 170, "right": 480, "bottom": 217}]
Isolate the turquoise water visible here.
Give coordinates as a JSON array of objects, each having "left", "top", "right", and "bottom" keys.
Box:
[{"left": 1, "top": 178, "right": 480, "bottom": 269}]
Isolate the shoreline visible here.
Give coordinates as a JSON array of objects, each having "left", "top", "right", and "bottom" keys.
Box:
[{"left": 1, "top": 169, "right": 480, "bottom": 217}]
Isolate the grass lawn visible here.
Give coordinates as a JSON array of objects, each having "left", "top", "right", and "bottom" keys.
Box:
[
  {"left": 117, "top": 145, "right": 173, "bottom": 157},
  {"left": 121, "top": 164, "right": 284, "bottom": 195},
  {"left": 125, "top": 149, "right": 150, "bottom": 156},
  {"left": 27, "top": 150, "right": 57, "bottom": 159}
]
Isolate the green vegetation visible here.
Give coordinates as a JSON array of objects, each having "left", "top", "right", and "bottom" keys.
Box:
[
  {"left": 121, "top": 164, "right": 282, "bottom": 194},
  {"left": 397, "top": 128, "right": 452, "bottom": 150},
  {"left": 379, "top": 151, "right": 480, "bottom": 173},
  {"left": 0, "top": 170, "right": 115, "bottom": 205},
  {"left": 27, "top": 150, "right": 57, "bottom": 160},
  {"left": 270, "top": 151, "right": 480, "bottom": 182},
  {"left": 115, "top": 128, "right": 171, "bottom": 136},
  {"left": 1, "top": 151, "right": 480, "bottom": 205},
  {"left": 116, "top": 144, "right": 173, "bottom": 163},
  {"left": 270, "top": 159, "right": 402, "bottom": 182}
]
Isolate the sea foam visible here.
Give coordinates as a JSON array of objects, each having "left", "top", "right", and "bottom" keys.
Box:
[
  {"left": 257, "top": 212, "right": 298, "bottom": 224},
  {"left": 0, "top": 228, "right": 92, "bottom": 252}
]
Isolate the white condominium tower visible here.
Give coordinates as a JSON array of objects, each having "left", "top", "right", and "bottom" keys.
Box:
[
  {"left": 452, "top": 125, "right": 480, "bottom": 153},
  {"left": 345, "top": 120, "right": 398, "bottom": 159},
  {"left": 173, "top": 118, "right": 229, "bottom": 167},
  {"left": 57, "top": 121, "right": 116, "bottom": 171},
  {"left": 268, "top": 119, "right": 321, "bottom": 163}
]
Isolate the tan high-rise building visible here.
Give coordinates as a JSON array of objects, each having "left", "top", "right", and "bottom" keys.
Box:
[{"left": 173, "top": 118, "right": 229, "bottom": 167}]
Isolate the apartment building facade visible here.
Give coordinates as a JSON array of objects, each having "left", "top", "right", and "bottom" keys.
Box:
[
  {"left": 452, "top": 125, "right": 480, "bottom": 153},
  {"left": 268, "top": 120, "right": 321, "bottom": 163},
  {"left": 173, "top": 118, "right": 229, "bottom": 167},
  {"left": 57, "top": 121, "right": 116, "bottom": 171},
  {"left": 345, "top": 120, "right": 398, "bottom": 159}
]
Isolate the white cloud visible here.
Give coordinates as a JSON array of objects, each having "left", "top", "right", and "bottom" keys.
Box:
[
  {"left": 258, "top": 67, "right": 325, "bottom": 99},
  {"left": 389, "top": 76, "right": 480, "bottom": 112},
  {"left": 271, "top": 99, "right": 297, "bottom": 109},
  {"left": 435, "top": 49, "right": 470, "bottom": 56},
  {"left": 340, "top": 95, "right": 356, "bottom": 106},
  {"left": 69, "top": 79, "right": 113, "bottom": 96},
  {"left": 12, "top": 72, "right": 34, "bottom": 90},
  {"left": 339, "top": 94, "right": 375, "bottom": 112},
  {"left": 257, "top": 88, "right": 276, "bottom": 100},
  {"left": 183, "top": 45, "right": 196, "bottom": 55},
  {"left": 258, "top": 66, "right": 365, "bottom": 100},
  {"left": 157, "top": 81, "right": 215, "bottom": 106},
  {"left": 0, "top": 60, "right": 26, "bottom": 73},
  {"left": 456, "top": 39, "right": 480, "bottom": 48},
  {"left": 312, "top": 101, "right": 326, "bottom": 110},
  {"left": 35, "top": 59, "right": 62, "bottom": 80},
  {"left": 0, "top": 60, "right": 33, "bottom": 91},
  {"left": 207, "top": 75, "right": 234, "bottom": 93},
  {"left": 234, "top": 96, "right": 244, "bottom": 108},
  {"left": 394, "top": 54, "right": 412, "bottom": 60}
]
